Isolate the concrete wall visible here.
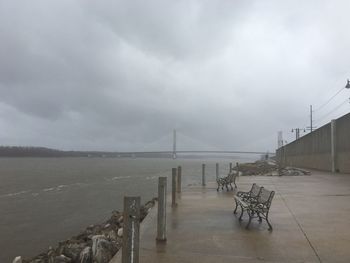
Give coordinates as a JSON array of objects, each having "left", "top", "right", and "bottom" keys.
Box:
[
  {"left": 336, "top": 113, "right": 350, "bottom": 172},
  {"left": 276, "top": 112, "right": 350, "bottom": 173}
]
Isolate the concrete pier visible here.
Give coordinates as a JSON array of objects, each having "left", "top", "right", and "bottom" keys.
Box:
[{"left": 112, "top": 170, "right": 350, "bottom": 263}]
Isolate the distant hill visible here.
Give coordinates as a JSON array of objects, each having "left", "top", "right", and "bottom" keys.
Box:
[
  {"left": 0, "top": 146, "right": 172, "bottom": 158},
  {"left": 0, "top": 146, "right": 65, "bottom": 157},
  {"left": 0, "top": 146, "right": 117, "bottom": 157}
]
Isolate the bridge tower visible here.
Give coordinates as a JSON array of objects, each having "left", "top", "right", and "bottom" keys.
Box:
[{"left": 173, "top": 129, "right": 177, "bottom": 159}]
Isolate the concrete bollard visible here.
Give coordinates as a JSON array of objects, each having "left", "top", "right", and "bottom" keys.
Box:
[
  {"left": 157, "top": 177, "right": 167, "bottom": 242},
  {"left": 177, "top": 166, "right": 182, "bottom": 193},
  {"left": 216, "top": 163, "right": 219, "bottom": 179},
  {"left": 202, "top": 164, "right": 206, "bottom": 186},
  {"left": 122, "top": 196, "right": 141, "bottom": 263},
  {"left": 229, "top": 162, "right": 233, "bottom": 173},
  {"left": 172, "top": 168, "right": 177, "bottom": 207}
]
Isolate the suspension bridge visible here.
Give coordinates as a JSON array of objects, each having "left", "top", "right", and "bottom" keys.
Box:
[{"left": 116, "top": 130, "right": 270, "bottom": 159}]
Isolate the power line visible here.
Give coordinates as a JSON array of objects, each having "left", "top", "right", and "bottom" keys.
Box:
[
  {"left": 333, "top": 108, "right": 350, "bottom": 120},
  {"left": 313, "top": 87, "right": 345, "bottom": 112},
  {"left": 314, "top": 97, "right": 350, "bottom": 124},
  {"left": 314, "top": 98, "right": 348, "bottom": 123},
  {"left": 282, "top": 79, "right": 350, "bottom": 141},
  {"left": 315, "top": 107, "right": 350, "bottom": 128}
]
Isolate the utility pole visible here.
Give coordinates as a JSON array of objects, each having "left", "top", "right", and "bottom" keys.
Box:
[
  {"left": 291, "top": 128, "right": 305, "bottom": 140},
  {"left": 306, "top": 105, "right": 316, "bottom": 133}
]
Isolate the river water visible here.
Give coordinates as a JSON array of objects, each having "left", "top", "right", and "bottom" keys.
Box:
[{"left": 0, "top": 157, "right": 254, "bottom": 262}]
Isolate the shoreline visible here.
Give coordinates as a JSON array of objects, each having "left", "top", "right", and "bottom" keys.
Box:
[{"left": 15, "top": 198, "right": 157, "bottom": 263}]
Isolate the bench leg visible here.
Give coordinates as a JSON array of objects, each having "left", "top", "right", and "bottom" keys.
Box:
[
  {"left": 266, "top": 220, "right": 273, "bottom": 231},
  {"left": 233, "top": 180, "right": 237, "bottom": 189},
  {"left": 239, "top": 206, "right": 245, "bottom": 221},
  {"left": 266, "top": 213, "right": 273, "bottom": 231},
  {"left": 258, "top": 213, "right": 262, "bottom": 223},
  {"left": 233, "top": 199, "right": 239, "bottom": 214},
  {"left": 246, "top": 210, "right": 254, "bottom": 229}
]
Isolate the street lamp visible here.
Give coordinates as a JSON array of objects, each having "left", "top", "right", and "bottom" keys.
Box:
[{"left": 346, "top": 79, "right": 350, "bottom": 89}]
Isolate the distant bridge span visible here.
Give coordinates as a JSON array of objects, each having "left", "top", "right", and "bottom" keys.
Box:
[
  {"left": 116, "top": 150, "right": 269, "bottom": 155},
  {"left": 116, "top": 130, "right": 271, "bottom": 158}
]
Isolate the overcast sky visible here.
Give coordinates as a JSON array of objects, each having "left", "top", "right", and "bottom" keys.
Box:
[{"left": 1, "top": 0, "right": 350, "bottom": 152}]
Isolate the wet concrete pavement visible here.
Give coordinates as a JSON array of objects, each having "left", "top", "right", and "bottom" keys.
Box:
[{"left": 112, "top": 171, "right": 350, "bottom": 263}]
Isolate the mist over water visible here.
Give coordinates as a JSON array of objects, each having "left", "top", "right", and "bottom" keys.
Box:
[{"left": 0, "top": 156, "right": 256, "bottom": 262}]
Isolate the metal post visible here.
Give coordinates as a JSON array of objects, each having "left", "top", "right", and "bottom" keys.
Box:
[
  {"left": 122, "top": 196, "right": 140, "bottom": 263},
  {"left": 157, "top": 177, "right": 167, "bottom": 242},
  {"left": 229, "top": 162, "right": 232, "bottom": 173},
  {"left": 177, "top": 166, "right": 182, "bottom": 193},
  {"left": 331, "top": 119, "right": 337, "bottom": 173},
  {"left": 216, "top": 163, "right": 219, "bottom": 179},
  {"left": 310, "top": 105, "right": 313, "bottom": 132},
  {"left": 296, "top": 128, "right": 300, "bottom": 139},
  {"left": 202, "top": 164, "right": 206, "bottom": 186},
  {"left": 173, "top": 130, "right": 177, "bottom": 159},
  {"left": 172, "top": 168, "right": 177, "bottom": 207}
]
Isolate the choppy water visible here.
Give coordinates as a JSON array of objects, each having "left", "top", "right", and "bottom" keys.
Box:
[{"left": 0, "top": 157, "right": 253, "bottom": 262}]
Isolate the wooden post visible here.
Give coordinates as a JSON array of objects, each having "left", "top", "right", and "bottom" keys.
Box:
[
  {"left": 172, "top": 168, "right": 177, "bottom": 207},
  {"left": 236, "top": 162, "right": 239, "bottom": 175},
  {"left": 202, "top": 164, "right": 206, "bottom": 186},
  {"left": 157, "top": 177, "right": 167, "bottom": 242},
  {"left": 177, "top": 166, "right": 182, "bottom": 193},
  {"left": 216, "top": 163, "right": 219, "bottom": 179},
  {"left": 122, "top": 196, "right": 141, "bottom": 263},
  {"left": 229, "top": 162, "right": 233, "bottom": 173}
]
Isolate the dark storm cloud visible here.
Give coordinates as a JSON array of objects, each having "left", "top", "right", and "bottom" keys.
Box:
[
  {"left": 1, "top": 0, "right": 350, "bottom": 151},
  {"left": 83, "top": 0, "right": 251, "bottom": 59}
]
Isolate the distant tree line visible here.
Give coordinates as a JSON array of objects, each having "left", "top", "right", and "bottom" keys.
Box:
[
  {"left": 0, "top": 146, "right": 102, "bottom": 157},
  {"left": 0, "top": 146, "right": 67, "bottom": 157},
  {"left": 0, "top": 146, "right": 176, "bottom": 158}
]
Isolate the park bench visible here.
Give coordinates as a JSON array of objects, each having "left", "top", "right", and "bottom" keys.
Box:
[
  {"left": 216, "top": 172, "right": 237, "bottom": 191},
  {"left": 233, "top": 184, "right": 275, "bottom": 230}
]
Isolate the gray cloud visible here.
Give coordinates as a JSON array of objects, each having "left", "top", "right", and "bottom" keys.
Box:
[{"left": 1, "top": 0, "right": 350, "bottom": 152}]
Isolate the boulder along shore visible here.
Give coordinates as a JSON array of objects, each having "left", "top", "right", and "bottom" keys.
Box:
[
  {"left": 13, "top": 198, "right": 157, "bottom": 263},
  {"left": 232, "top": 160, "right": 311, "bottom": 176}
]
